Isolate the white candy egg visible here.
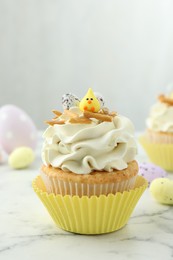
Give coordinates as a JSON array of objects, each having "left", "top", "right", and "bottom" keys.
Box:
[
  {"left": 0, "top": 105, "right": 38, "bottom": 154},
  {"left": 8, "top": 146, "right": 35, "bottom": 169},
  {"left": 62, "top": 93, "right": 80, "bottom": 110},
  {"left": 94, "top": 92, "right": 105, "bottom": 108}
]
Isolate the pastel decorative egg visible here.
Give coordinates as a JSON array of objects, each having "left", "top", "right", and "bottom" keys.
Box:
[
  {"left": 8, "top": 146, "right": 35, "bottom": 169},
  {"left": 94, "top": 92, "right": 105, "bottom": 108},
  {"left": 0, "top": 105, "right": 38, "bottom": 154},
  {"left": 139, "top": 162, "right": 167, "bottom": 187},
  {"left": 62, "top": 93, "right": 80, "bottom": 110},
  {"left": 150, "top": 178, "right": 173, "bottom": 205}
]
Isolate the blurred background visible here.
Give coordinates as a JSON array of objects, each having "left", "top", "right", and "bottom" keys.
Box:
[{"left": 0, "top": 0, "right": 173, "bottom": 131}]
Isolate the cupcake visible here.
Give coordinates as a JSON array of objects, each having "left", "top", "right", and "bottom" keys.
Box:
[
  {"left": 41, "top": 88, "right": 138, "bottom": 197},
  {"left": 139, "top": 92, "right": 173, "bottom": 171},
  {"left": 33, "top": 88, "right": 147, "bottom": 234}
]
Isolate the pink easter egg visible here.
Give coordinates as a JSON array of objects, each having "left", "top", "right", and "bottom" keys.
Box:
[
  {"left": 0, "top": 105, "right": 38, "bottom": 154},
  {"left": 139, "top": 162, "right": 167, "bottom": 187}
]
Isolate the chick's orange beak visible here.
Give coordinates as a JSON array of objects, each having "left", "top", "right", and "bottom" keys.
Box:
[{"left": 87, "top": 100, "right": 92, "bottom": 104}]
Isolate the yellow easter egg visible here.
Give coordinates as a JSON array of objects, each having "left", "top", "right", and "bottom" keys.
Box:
[
  {"left": 150, "top": 178, "right": 173, "bottom": 205},
  {"left": 79, "top": 88, "right": 100, "bottom": 112},
  {"left": 8, "top": 147, "right": 35, "bottom": 169}
]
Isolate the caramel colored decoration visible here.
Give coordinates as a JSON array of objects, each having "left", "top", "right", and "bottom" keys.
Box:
[
  {"left": 69, "top": 117, "right": 92, "bottom": 124},
  {"left": 45, "top": 119, "right": 65, "bottom": 126},
  {"left": 84, "top": 111, "right": 114, "bottom": 122},
  {"left": 158, "top": 94, "right": 173, "bottom": 106},
  {"left": 52, "top": 110, "right": 62, "bottom": 117}
]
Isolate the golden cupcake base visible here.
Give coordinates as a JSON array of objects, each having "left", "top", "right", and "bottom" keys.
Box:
[
  {"left": 32, "top": 176, "right": 147, "bottom": 235},
  {"left": 40, "top": 161, "right": 138, "bottom": 197}
]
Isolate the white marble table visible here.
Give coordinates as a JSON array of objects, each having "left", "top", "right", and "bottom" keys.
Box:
[{"left": 0, "top": 138, "right": 173, "bottom": 260}]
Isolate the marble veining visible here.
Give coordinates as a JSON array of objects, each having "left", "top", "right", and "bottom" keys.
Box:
[{"left": 0, "top": 139, "right": 173, "bottom": 260}]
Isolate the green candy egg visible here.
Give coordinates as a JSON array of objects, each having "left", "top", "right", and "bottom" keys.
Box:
[
  {"left": 8, "top": 147, "right": 35, "bottom": 169},
  {"left": 150, "top": 178, "right": 173, "bottom": 205}
]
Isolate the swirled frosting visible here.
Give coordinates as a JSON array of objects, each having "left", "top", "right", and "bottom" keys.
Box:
[
  {"left": 42, "top": 108, "right": 137, "bottom": 174},
  {"left": 146, "top": 102, "right": 173, "bottom": 133}
]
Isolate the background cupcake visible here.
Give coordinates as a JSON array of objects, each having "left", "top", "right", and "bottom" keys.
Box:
[{"left": 139, "top": 92, "right": 173, "bottom": 171}]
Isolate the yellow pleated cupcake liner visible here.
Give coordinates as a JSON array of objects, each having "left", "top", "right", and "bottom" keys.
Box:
[
  {"left": 32, "top": 175, "right": 147, "bottom": 234},
  {"left": 139, "top": 136, "right": 173, "bottom": 171},
  {"left": 32, "top": 176, "right": 147, "bottom": 234}
]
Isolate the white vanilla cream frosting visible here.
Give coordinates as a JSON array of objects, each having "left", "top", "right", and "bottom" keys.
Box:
[
  {"left": 42, "top": 108, "right": 137, "bottom": 174},
  {"left": 146, "top": 102, "right": 173, "bottom": 133}
]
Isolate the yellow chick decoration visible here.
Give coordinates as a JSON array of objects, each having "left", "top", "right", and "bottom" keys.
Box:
[{"left": 79, "top": 88, "right": 101, "bottom": 112}]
